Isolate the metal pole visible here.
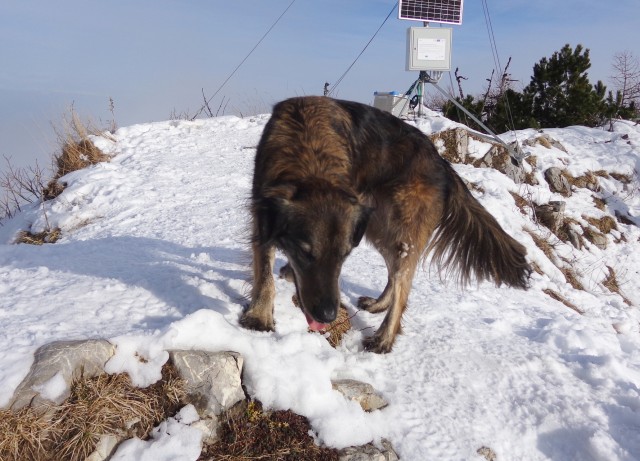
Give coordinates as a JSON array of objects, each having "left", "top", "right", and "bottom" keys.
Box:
[{"left": 424, "top": 74, "right": 524, "bottom": 163}]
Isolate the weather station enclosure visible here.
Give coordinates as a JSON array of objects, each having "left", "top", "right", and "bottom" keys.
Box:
[{"left": 406, "top": 26, "right": 452, "bottom": 71}]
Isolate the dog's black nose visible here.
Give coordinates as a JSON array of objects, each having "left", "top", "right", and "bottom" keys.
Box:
[{"left": 313, "top": 305, "right": 337, "bottom": 324}]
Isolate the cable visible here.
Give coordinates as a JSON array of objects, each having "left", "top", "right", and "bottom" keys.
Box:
[
  {"left": 192, "top": 0, "right": 297, "bottom": 119},
  {"left": 481, "top": 0, "right": 521, "bottom": 152},
  {"left": 328, "top": 2, "right": 398, "bottom": 97}
]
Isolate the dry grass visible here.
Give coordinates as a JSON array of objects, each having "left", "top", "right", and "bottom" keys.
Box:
[
  {"left": 200, "top": 400, "right": 339, "bottom": 461},
  {"left": 44, "top": 110, "right": 111, "bottom": 201},
  {"left": 15, "top": 228, "right": 61, "bottom": 245},
  {"left": 543, "top": 289, "right": 584, "bottom": 314},
  {"left": 525, "top": 155, "right": 538, "bottom": 168},
  {"left": 509, "top": 191, "right": 529, "bottom": 215},
  {"left": 560, "top": 266, "right": 585, "bottom": 291},
  {"left": 610, "top": 172, "right": 633, "bottom": 184},
  {"left": 592, "top": 195, "right": 607, "bottom": 210},
  {"left": 568, "top": 171, "right": 599, "bottom": 190},
  {"left": 584, "top": 215, "right": 618, "bottom": 234},
  {"left": 602, "top": 266, "right": 632, "bottom": 306},
  {"left": 0, "top": 364, "right": 185, "bottom": 461},
  {"left": 0, "top": 406, "right": 55, "bottom": 461},
  {"left": 525, "top": 228, "right": 556, "bottom": 262},
  {"left": 324, "top": 306, "right": 352, "bottom": 348}
]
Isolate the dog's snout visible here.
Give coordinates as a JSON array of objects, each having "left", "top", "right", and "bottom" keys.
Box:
[{"left": 315, "top": 307, "right": 337, "bottom": 324}]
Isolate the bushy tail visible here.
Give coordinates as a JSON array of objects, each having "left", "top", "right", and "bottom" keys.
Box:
[{"left": 428, "top": 170, "right": 531, "bottom": 288}]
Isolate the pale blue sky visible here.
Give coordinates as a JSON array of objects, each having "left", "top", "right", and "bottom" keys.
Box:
[{"left": 1, "top": 0, "right": 639, "bottom": 173}]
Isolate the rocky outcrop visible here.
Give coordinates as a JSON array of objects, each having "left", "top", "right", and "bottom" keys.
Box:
[{"left": 6, "top": 341, "right": 398, "bottom": 461}]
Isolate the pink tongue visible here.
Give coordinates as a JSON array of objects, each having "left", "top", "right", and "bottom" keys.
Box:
[{"left": 304, "top": 311, "right": 329, "bottom": 331}]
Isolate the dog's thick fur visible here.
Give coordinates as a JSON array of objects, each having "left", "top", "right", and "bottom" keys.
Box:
[{"left": 240, "top": 96, "right": 531, "bottom": 353}]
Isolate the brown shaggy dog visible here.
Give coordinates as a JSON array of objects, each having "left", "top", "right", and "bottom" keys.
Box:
[{"left": 240, "top": 96, "right": 531, "bottom": 353}]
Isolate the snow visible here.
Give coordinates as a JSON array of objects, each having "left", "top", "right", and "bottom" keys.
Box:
[{"left": 1, "top": 111, "right": 640, "bottom": 460}]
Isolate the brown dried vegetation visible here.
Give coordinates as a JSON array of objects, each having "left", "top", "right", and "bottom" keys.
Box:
[
  {"left": 543, "top": 289, "right": 584, "bottom": 314},
  {"left": 200, "top": 400, "right": 339, "bottom": 461},
  {"left": 0, "top": 364, "right": 185, "bottom": 461},
  {"left": 602, "top": 266, "right": 632, "bottom": 306}
]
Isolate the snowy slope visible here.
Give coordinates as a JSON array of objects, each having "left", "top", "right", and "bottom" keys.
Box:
[{"left": 1, "top": 112, "right": 640, "bottom": 460}]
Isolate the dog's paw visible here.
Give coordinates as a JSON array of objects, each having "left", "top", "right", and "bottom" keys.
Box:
[
  {"left": 239, "top": 311, "right": 275, "bottom": 332},
  {"left": 362, "top": 335, "right": 393, "bottom": 354},
  {"left": 357, "top": 296, "right": 388, "bottom": 313}
]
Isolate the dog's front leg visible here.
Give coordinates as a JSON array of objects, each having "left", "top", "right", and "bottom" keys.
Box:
[{"left": 240, "top": 242, "right": 276, "bottom": 331}]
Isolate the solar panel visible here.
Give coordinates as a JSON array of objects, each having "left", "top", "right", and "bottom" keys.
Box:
[{"left": 398, "top": 0, "right": 464, "bottom": 25}]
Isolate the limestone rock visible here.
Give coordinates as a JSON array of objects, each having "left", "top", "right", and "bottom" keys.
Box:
[
  {"left": 339, "top": 439, "right": 399, "bottom": 461},
  {"left": 429, "top": 128, "right": 470, "bottom": 164},
  {"left": 332, "top": 379, "right": 388, "bottom": 412},
  {"left": 534, "top": 201, "right": 566, "bottom": 233},
  {"left": 85, "top": 434, "right": 119, "bottom": 461},
  {"left": 475, "top": 145, "right": 526, "bottom": 184},
  {"left": 169, "top": 350, "right": 245, "bottom": 417},
  {"left": 544, "top": 167, "right": 572, "bottom": 196},
  {"left": 191, "top": 416, "right": 220, "bottom": 445},
  {"left": 10, "top": 339, "right": 115, "bottom": 410},
  {"left": 584, "top": 229, "right": 608, "bottom": 249}
]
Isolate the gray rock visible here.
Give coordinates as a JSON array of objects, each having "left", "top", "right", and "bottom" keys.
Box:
[
  {"left": 191, "top": 416, "right": 220, "bottom": 445},
  {"left": 86, "top": 434, "right": 119, "bottom": 461},
  {"left": 476, "top": 145, "right": 526, "bottom": 184},
  {"left": 544, "top": 167, "right": 572, "bottom": 196},
  {"left": 339, "top": 439, "right": 399, "bottom": 461},
  {"left": 430, "top": 128, "right": 470, "bottom": 164},
  {"left": 332, "top": 379, "right": 388, "bottom": 412},
  {"left": 586, "top": 230, "right": 608, "bottom": 250},
  {"left": 566, "top": 227, "right": 583, "bottom": 249},
  {"left": 10, "top": 339, "right": 115, "bottom": 410},
  {"left": 477, "top": 446, "right": 497, "bottom": 461},
  {"left": 169, "top": 350, "right": 245, "bottom": 417},
  {"left": 534, "top": 201, "right": 566, "bottom": 233}
]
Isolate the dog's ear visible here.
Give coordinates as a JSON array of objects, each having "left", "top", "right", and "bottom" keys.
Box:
[
  {"left": 352, "top": 204, "right": 373, "bottom": 246},
  {"left": 255, "top": 185, "right": 296, "bottom": 245}
]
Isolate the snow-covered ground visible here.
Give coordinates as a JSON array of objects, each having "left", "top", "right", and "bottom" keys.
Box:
[{"left": 1, "top": 110, "right": 639, "bottom": 460}]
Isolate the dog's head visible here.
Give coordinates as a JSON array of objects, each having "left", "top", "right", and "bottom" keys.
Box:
[{"left": 255, "top": 182, "right": 372, "bottom": 329}]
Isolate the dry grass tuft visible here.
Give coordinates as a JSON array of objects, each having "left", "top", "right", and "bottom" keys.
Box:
[
  {"left": 43, "top": 109, "right": 111, "bottom": 201},
  {"left": 560, "top": 266, "right": 584, "bottom": 291},
  {"left": 0, "top": 406, "right": 55, "bottom": 461},
  {"left": 602, "top": 266, "right": 632, "bottom": 306},
  {"left": 592, "top": 195, "right": 606, "bottom": 211},
  {"left": 543, "top": 289, "right": 584, "bottom": 314},
  {"left": 15, "top": 228, "right": 61, "bottom": 245},
  {"left": 200, "top": 400, "right": 339, "bottom": 461},
  {"left": 526, "top": 229, "right": 556, "bottom": 262},
  {"left": 568, "top": 171, "right": 600, "bottom": 190},
  {"left": 0, "top": 364, "right": 185, "bottom": 461},
  {"left": 509, "top": 191, "right": 529, "bottom": 214},
  {"left": 584, "top": 215, "right": 618, "bottom": 234},
  {"left": 610, "top": 172, "right": 633, "bottom": 184},
  {"left": 325, "top": 306, "right": 352, "bottom": 348}
]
